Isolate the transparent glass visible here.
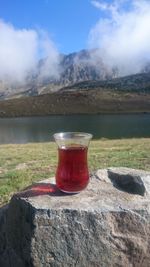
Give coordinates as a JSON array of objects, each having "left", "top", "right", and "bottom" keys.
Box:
[{"left": 53, "top": 132, "right": 93, "bottom": 193}]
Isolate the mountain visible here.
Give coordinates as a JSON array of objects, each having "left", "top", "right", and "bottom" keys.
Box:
[
  {"left": 0, "top": 49, "right": 117, "bottom": 100},
  {"left": 0, "top": 72, "right": 150, "bottom": 117},
  {"left": 61, "top": 72, "right": 150, "bottom": 93},
  {"left": 57, "top": 49, "right": 116, "bottom": 85},
  {"left": 0, "top": 48, "right": 150, "bottom": 101}
]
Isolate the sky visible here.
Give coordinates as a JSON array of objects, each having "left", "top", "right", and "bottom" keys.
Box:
[
  {"left": 1, "top": 0, "right": 150, "bottom": 83},
  {"left": 0, "top": 0, "right": 101, "bottom": 54}
]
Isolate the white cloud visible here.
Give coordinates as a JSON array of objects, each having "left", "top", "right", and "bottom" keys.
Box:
[
  {"left": 37, "top": 31, "right": 60, "bottom": 80},
  {"left": 89, "top": 0, "right": 150, "bottom": 75},
  {"left": 91, "top": 0, "right": 109, "bottom": 10},
  {"left": 0, "top": 20, "right": 60, "bottom": 84}
]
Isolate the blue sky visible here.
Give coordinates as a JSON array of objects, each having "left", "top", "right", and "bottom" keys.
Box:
[{"left": 0, "top": 0, "right": 103, "bottom": 54}]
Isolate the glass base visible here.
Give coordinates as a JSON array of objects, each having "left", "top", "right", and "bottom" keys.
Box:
[{"left": 58, "top": 188, "right": 82, "bottom": 194}]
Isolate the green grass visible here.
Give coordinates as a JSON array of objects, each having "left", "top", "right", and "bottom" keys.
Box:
[{"left": 0, "top": 138, "right": 150, "bottom": 205}]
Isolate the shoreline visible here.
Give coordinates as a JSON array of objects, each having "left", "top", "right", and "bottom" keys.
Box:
[{"left": 0, "top": 111, "right": 150, "bottom": 119}]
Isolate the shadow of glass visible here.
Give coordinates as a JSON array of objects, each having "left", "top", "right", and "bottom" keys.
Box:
[{"left": 15, "top": 182, "right": 77, "bottom": 198}]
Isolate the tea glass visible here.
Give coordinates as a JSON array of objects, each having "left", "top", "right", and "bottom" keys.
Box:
[{"left": 53, "top": 132, "right": 92, "bottom": 193}]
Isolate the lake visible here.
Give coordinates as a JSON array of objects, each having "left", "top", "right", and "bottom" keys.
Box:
[{"left": 0, "top": 114, "right": 150, "bottom": 144}]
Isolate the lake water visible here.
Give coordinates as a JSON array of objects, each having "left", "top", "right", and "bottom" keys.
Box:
[{"left": 0, "top": 114, "right": 150, "bottom": 144}]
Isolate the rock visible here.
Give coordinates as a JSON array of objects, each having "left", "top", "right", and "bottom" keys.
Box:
[
  {"left": 107, "top": 167, "right": 150, "bottom": 196},
  {"left": 94, "top": 169, "right": 111, "bottom": 184},
  {"left": 0, "top": 168, "right": 150, "bottom": 267},
  {"left": 0, "top": 205, "right": 8, "bottom": 256}
]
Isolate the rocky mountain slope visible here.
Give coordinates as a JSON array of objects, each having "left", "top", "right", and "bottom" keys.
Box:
[
  {"left": 0, "top": 49, "right": 117, "bottom": 100},
  {"left": 62, "top": 72, "right": 150, "bottom": 93},
  {"left": 0, "top": 73, "right": 150, "bottom": 117},
  {"left": 0, "top": 48, "right": 150, "bottom": 101}
]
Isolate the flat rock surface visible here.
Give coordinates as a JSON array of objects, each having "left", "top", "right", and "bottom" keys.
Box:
[
  {"left": 25, "top": 167, "right": 150, "bottom": 212},
  {"left": 0, "top": 167, "right": 150, "bottom": 267}
]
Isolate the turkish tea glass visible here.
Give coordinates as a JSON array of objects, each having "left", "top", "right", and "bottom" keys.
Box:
[{"left": 53, "top": 132, "right": 93, "bottom": 193}]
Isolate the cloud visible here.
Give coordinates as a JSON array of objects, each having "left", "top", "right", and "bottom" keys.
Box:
[
  {"left": 0, "top": 20, "right": 60, "bottom": 84},
  {"left": 37, "top": 31, "right": 60, "bottom": 81},
  {"left": 91, "top": 0, "right": 109, "bottom": 10},
  {"left": 89, "top": 0, "right": 150, "bottom": 76}
]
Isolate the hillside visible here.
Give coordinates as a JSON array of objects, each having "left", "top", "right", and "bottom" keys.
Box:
[
  {"left": 0, "top": 71, "right": 150, "bottom": 117},
  {"left": 0, "top": 89, "right": 149, "bottom": 117},
  {"left": 62, "top": 72, "right": 150, "bottom": 93}
]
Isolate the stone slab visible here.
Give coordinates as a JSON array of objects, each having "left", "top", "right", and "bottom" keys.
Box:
[{"left": 0, "top": 168, "right": 150, "bottom": 267}]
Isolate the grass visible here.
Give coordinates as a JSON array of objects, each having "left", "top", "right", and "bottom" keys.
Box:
[{"left": 0, "top": 138, "right": 150, "bottom": 206}]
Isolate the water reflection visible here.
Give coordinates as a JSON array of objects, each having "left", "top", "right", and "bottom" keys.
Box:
[{"left": 0, "top": 114, "right": 149, "bottom": 144}]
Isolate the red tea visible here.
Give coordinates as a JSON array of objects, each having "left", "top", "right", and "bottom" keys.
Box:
[{"left": 56, "top": 145, "right": 89, "bottom": 193}]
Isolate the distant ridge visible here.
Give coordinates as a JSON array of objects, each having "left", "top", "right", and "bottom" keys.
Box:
[
  {"left": 60, "top": 72, "right": 150, "bottom": 93},
  {"left": 0, "top": 48, "right": 150, "bottom": 101}
]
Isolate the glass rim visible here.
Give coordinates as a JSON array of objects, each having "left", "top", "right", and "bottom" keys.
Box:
[{"left": 53, "top": 132, "right": 93, "bottom": 140}]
